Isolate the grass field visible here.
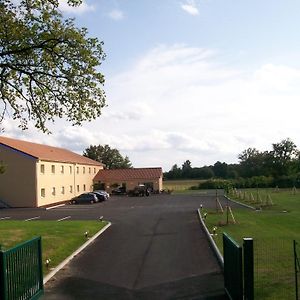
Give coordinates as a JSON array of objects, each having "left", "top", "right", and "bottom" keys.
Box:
[
  {"left": 163, "top": 179, "right": 204, "bottom": 192},
  {"left": 203, "top": 189, "right": 300, "bottom": 300},
  {"left": 0, "top": 220, "right": 108, "bottom": 274}
]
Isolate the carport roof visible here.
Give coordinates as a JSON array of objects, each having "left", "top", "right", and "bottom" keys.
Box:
[
  {"left": 95, "top": 167, "right": 163, "bottom": 181},
  {"left": 0, "top": 136, "right": 104, "bottom": 166}
]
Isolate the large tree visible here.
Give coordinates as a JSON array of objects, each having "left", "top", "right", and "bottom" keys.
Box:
[
  {"left": 270, "top": 138, "right": 299, "bottom": 176},
  {"left": 212, "top": 161, "right": 228, "bottom": 178},
  {"left": 83, "top": 144, "right": 132, "bottom": 169},
  {"left": 0, "top": 0, "right": 106, "bottom": 132},
  {"left": 238, "top": 147, "right": 271, "bottom": 177}
]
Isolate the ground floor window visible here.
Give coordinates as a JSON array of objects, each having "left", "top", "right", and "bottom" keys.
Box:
[
  {"left": 52, "top": 187, "right": 56, "bottom": 196},
  {"left": 41, "top": 188, "right": 45, "bottom": 198}
]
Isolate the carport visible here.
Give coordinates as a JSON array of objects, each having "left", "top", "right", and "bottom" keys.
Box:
[{"left": 94, "top": 167, "right": 163, "bottom": 194}]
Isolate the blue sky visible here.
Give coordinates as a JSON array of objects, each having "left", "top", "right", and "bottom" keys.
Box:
[{"left": 4, "top": 0, "right": 300, "bottom": 170}]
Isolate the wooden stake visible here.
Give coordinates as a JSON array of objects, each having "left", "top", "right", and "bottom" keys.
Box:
[
  {"left": 228, "top": 206, "right": 236, "bottom": 224},
  {"left": 267, "top": 194, "right": 273, "bottom": 205},
  {"left": 216, "top": 197, "right": 224, "bottom": 213}
]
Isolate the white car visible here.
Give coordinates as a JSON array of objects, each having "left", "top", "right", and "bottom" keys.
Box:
[{"left": 93, "top": 190, "right": 110, "bottom": 200}]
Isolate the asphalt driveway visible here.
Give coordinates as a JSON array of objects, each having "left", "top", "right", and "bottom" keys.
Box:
[{"left": 4, "top": 192, "right": 232, "bottom": 299}]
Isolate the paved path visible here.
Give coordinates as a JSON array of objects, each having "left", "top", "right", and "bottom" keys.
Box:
[{"left": 40, "top": 193, "right": 229, "bottom": 299}]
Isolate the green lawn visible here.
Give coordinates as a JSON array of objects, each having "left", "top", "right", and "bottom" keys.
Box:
[
  {"left": 204, "top": 189, "right": 300, "bottom": 300},
  {"left": 163, "top": 179, "right": 204, "bottom": 192},
  {"left": 0, "top": 220, "right": 108, "bottom": 274}
]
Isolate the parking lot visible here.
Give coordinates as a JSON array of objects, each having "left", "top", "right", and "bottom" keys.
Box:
[{"left": 1, "top": 192, "right": 235, "bottom": 299}]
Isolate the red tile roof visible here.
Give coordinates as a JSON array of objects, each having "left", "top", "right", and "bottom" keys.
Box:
[
  {"left": 95, "top": 167, "right": 163, "bottom": 181},
  {"left": 0, "top": 136, "right": 103, "bottom": 166}
]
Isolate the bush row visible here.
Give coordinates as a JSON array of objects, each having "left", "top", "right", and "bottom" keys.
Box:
[{"left": 190, "top": 175, "right": 300, "bottom": 190}]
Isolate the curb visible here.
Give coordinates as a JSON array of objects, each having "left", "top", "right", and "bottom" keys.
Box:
[
  {"left": 43, "top": 222, "right": 111, "bottom": 284},
  {"left": 224, "top": 195, "right": 256, "bottom": 210},
  {"left": 197, "top": 209, "right": 224, "bottom": 269}
]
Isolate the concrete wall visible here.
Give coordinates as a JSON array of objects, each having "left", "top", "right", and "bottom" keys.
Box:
[
  {"left": 0, "top": 145, "right": 37, "bottom": 207},
  {"left": 36, "top": 161, "right": 103, "bottom": 207}
]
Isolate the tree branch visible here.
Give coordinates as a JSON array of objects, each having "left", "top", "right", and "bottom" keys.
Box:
[{"left": 0, "top": 38, "right": 67, "bottom": 57}]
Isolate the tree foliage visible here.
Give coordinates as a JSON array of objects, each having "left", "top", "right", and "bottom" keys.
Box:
[
  {"left": 164, "top": 138, "right": 300, "bottom": 187},
  {"left": 83, "top": 144, "right": 132, "bottom": 169},
  {"left": 0, "top": 0, "right": 106, "bottom": 132},
  {"left": 270, "top": 138, "right": 298, "bottom": 176}
]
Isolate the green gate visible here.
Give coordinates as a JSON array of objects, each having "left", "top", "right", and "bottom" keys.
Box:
[
  {"left": 223, "top": 233, "right": 254, "bottom": 300},
  {"left": 223, "top": 233, "right": 243, "bottom": 299},
  {"left": 0, "top": 237, "right": 44, "bottom": 300}
]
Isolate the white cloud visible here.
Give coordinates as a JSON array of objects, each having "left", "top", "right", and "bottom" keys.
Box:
[
  {"left": 58, "top": 0, "right": 94, "bottom": 14},
  {"left": 103, "top": 102, "right": 154, "bottom": 121},
  {"left": 108, "top": 9, "right": 124, "bottom": 21},
  {"left": 3, "top": 44, "right": 300, "bottom": 170},
  {"left": 181, "top": 0, "right": 199, "bottom": 16},
  {"left": 104, "top": 44, "right": 300, "bottom": 169}
]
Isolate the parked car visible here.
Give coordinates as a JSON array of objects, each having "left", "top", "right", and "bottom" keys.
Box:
[
  {"left": 128, "top": 184, "right": 150, "bottom": 197},
  {"left": 92, "top": 191, "right": 107, "bottom": 202},
  {"left": 93, "top": 190, "right": 110, "bottom": 200},
  {"left": 71, "top": 193, "right": 98, "bottom": 204},
  {"left": 111, "top": 186, "right": 126, "bottom": 195}
]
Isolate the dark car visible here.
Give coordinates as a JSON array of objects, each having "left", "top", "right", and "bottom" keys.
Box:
[
  {"left": 128, "top": 184, "right": 150, "bottom": 197},
  {"left": 111, "top": 186, "right": 126, "bottom": 195},
  {"left": 71, "top": 193, "right": 98, "bottom": 204}
]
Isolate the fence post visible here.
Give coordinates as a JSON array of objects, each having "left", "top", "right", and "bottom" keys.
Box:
[
  {"left": 294, "top": 240, "right": 299, "bottom": 300},
  {"left": 38, "top": 237, "right": 44, "bottom": 294},
  {"left": 0, "top": 250, "right": 6, "bottom": 300},
  {"left": 243, "top": 238, "right": 254, "bottom": 300}
]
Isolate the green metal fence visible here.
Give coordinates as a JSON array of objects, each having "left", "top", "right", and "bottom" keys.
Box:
[
  {"left": 0, "top": 237, "right": 43, "bottom": 300},
  {"left": 254, "top": 238, "right": 295, "bottom": 300},
  {"left": 223, "top": 233, "right": 243, "bottom": 300},
  {"left": 223, "top": 233, "right": 254, "bottom": 300}
]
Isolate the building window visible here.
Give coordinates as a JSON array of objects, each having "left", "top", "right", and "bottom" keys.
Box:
[
  {"left": 40, "top": 164, "right": 45, "bottom": 174},
  {"left": 89, "top": 167, "right": 91, "bottom": 174},
  {"left": 51, "top": 165, "right": 55, "bottom": 174},
  {"left": 52, "top": 187, "right": 56, "bottom": 196},
  {"left": 61, "top": 165, "right": 64, "bottom": 174},
  {"left": 61, "top": 186, "right": 65, "bottom": 194},
  {"left": 77, "top": 185, "right": 79, "bottom": 192},
  {"left": 94, "top": 168, "right": 96, "bottom": 174},
  {"left": 83, "top": 184, "right": 86, "bottom": 191},
  {"left": 83, "top": 167, "right": 85, "bottom": 174},
  {"left": 41, "top": 188, "right": 45, "bottom": 198},
  {"left": 69, "top": 166, "right": 72, "bottom": 174},
  {"left": 69, "top": 185, "right": 73, "bottom": 193},
  {"left": 76, "top": 167, "right": 79, "bottom": 174}
]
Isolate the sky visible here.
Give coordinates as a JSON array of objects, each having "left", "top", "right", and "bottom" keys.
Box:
[{"left": 3, "top": 0, "right": 300, "bottom": 171}]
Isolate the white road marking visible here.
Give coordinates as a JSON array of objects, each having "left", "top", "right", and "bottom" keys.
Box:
[
  {"left": 46, "top": 204, "right": 66, "bottom": 210},
  {"left": 57, "top": 216, "right": 71, "bottom": 222},
  {"left": 25, "top": 216, "right": 40, "bottom": 221}
]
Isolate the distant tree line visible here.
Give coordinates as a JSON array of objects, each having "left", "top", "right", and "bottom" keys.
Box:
[{"left": 164, "top": 138, "right": 300, "bottom": 188}]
